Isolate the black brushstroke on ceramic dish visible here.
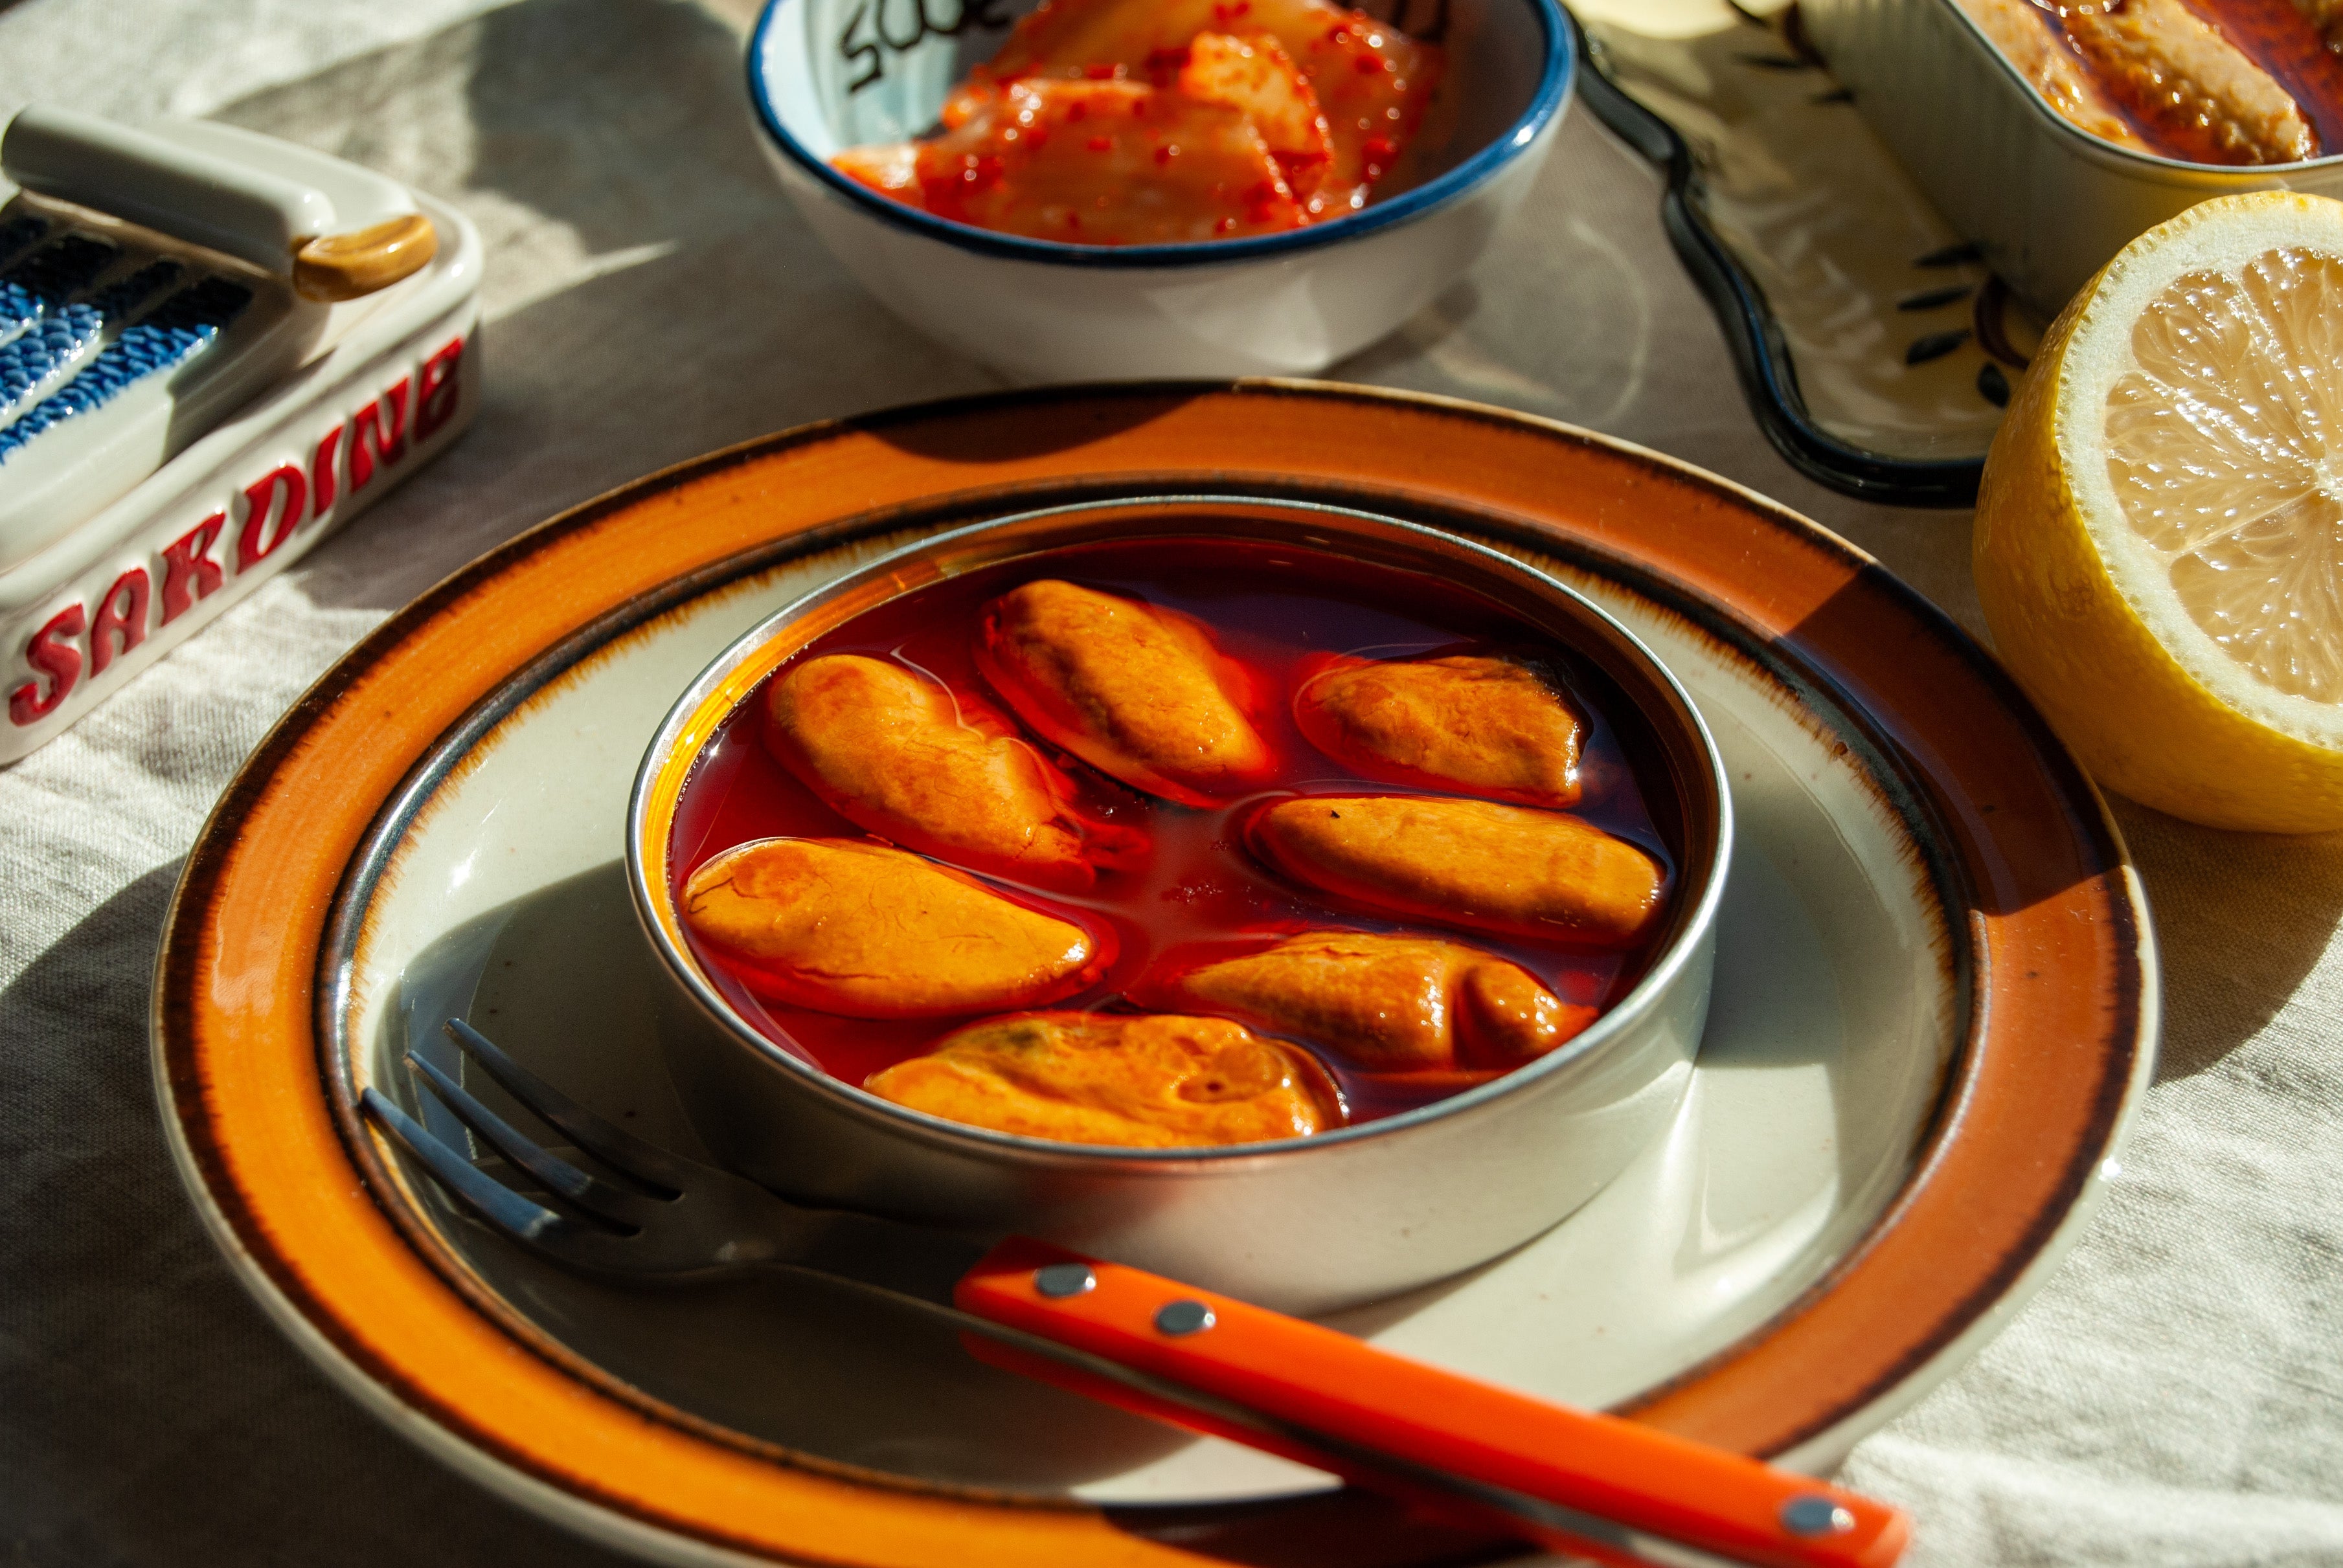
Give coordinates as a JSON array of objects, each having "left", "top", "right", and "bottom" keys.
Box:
[
  {"left": 1905, "top": 328, "right": 1971, "bottom": 365},
  {"left": 1569, "top": 7, "right": 1984, "bottom": 508},
  {"left": 1898, "top": 284, "right": 1973, "bottom": 311}
]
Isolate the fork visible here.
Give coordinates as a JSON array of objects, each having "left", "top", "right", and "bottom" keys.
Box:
[{"left": 360, "top": 1019, "right": 1908, "bottom": 1568}]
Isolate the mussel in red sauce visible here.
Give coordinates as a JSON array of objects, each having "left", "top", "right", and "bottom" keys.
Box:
[{"left": 667, "top": 540, "right": 1676, "bottom": 1148}]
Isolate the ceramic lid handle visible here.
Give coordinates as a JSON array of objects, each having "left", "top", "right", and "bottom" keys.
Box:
[
  {"left": 956, "top": 1238, "right": 1908, "bottom": 1568},
  {"left": 1, "top": 106, "right": 433, "bottom": 300},
  {"left": 291, "top": 214, "right": 438, "bottom": 302}
]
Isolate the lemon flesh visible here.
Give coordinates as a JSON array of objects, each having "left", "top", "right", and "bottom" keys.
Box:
[
  {"left": 1976, "top": 192, "right": 2343, "bottom": 833},
  {"left": 2110, "top": 249, "right": 2343, "bottom": 703}
]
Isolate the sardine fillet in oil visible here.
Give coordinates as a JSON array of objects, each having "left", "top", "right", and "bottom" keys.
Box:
[
  {"left": 1954, "top": 0, "right": 2152, "bottom": 149},
  {"left": 2065, "top": 0, "right": 2316, "bottom": 164}
]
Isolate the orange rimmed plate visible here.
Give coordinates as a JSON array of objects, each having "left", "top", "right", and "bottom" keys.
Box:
[{"left": 152, "top": 383, "right": 2155, "bottom": 1566}]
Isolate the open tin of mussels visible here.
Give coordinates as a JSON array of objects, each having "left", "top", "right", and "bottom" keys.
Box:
[{"left": 626, "top": 495, "right": 1732, "bottom": 1316}]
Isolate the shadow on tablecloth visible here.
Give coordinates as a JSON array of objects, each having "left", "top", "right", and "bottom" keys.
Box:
[{"left": 2110, "top": 803, "right": 2343, "bottom": 1084}]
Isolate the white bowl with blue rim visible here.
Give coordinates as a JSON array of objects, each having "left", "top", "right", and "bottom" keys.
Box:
[{"left": 745, "top": 0, "right": 1572, "bottom": 381}]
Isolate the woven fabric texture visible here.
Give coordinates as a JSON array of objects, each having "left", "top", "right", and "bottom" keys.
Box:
[{"left": 1, "top": 1, "right": 2338, "bottom": 1563}]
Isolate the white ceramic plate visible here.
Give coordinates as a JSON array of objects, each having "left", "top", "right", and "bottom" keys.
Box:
[
  {"left": 156, "top": 385, "right": 2152, "bottom": 1566},
  {"left": 339, "top": 512, "right": 1952, "bottom": 1508}
]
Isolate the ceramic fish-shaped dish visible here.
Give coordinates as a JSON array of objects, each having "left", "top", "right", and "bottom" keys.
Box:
[{"left": 0, "top": 107, "right": 482, "bottom": 764}]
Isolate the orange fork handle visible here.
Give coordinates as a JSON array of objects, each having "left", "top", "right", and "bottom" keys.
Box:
[
  {"left": 955, "top": 1238, "right": 1909, "bottom": 1568},
  {"left": 960, "top": 1333, "right": 1536, "bottom": 1555}
]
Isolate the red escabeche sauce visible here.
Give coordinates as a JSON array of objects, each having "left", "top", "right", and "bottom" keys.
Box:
[{"left": 668, "top": 538, "right": 1681, "bottom": 1128}]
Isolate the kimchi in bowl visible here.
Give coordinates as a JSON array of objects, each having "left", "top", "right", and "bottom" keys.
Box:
[
  {"left": 627, "top": 497, "right": 1730, "bottom": 1314},
  {"left": 743, "top": 0, "right": 1573, "bottom": 378}
]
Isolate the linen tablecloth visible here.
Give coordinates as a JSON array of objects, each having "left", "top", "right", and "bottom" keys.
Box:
[{"left": 3, "top": 2, "right": 2338, "bottom": 1562}]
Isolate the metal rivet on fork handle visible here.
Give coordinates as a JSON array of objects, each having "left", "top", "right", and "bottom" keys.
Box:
[
  {"left": 1780, "top": 1496, "right": 1856, "bottom": 1536},
  {"left": 1154, "top": 1299, "right": 1215, "bottom": 1336},
  {"left": 1034, "top": 1262, "right": 1096, "bottom": 1298}
]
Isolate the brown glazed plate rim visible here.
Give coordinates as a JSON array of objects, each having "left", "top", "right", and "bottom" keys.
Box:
[{"left": 150, "top": 380, "right": 2156, "bottom": 1567}]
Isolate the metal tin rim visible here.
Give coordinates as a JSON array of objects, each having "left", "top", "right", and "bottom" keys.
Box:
[{"left": 624, "top": 493, "right": 1734, "bottom": 1169}]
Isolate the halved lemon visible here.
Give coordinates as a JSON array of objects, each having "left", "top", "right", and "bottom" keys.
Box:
[{"left": 1975, "top": 191, "right": 2343, "bottom": 833}]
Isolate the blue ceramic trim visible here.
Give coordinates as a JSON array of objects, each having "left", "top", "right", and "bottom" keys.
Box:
[
  {"left": 0, "top": 274, "right": 249, "bottom": 464},
  {"left": 745, "top": 0, "right": 1572, "bottom": 269}
]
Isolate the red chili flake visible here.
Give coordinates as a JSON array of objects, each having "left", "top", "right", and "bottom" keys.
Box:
[
  {"left": 1216, "top": 216, "right": 1236, "bottom": 233},
  {"left": 1088, "top": 134, "right": 1113, "bottom": 151},
  {"left": 920, "top": 161, "right": 986, "bottom": 218},
  {"left": 1083, "top": 62, "right": 1118, "bottom": 79},
  {"left": 1362, "top": 136, "right": 1396, "bottom": 162},
  {"left": 1241, "top": 178, "right": 1287, "bottom": 222},
  {"left": 1354, "top": 52, "right": 1387, "bottom": 74},
  {"left": 1068, "top": 101, "right": 1087, "bottom": 121},
  {"left": 1273, "top": 148, "right": 1330, "bottom": 183},
  {"left": 1143, "top": 45, "right": 1192, "bottom": 84},
  {"left": 1155, "top": 143, "right": 1178, "bottom": 164},
  {"left": 1327, "top": 23, "right": 1349, "bottom": 41},
  {"left": 1068, "top": 212, "right": 1082, "bottom": 230}
]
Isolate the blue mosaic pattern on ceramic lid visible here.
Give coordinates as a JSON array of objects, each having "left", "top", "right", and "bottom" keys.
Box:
[
  {"left": 0, "top": 259, "right": 183, "bottom": 426},
  {"left": 0, "top": 273, "right": 251, "bottom": 464}
]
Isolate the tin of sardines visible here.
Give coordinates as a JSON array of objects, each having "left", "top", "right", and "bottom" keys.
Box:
[{"left": 0, "top": 107, "right": 481, "bottom": 765}]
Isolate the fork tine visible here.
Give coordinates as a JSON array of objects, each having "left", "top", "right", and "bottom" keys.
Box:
[
  {"left": 361, "top": 1087, "right": 661, "bottom": 1277},
  {"left": 359, "top": 1086, "right": 573, "bottom": 1247},
  {"left": 442, "top": 1018, "right": 688, "bottom": 1194},
  {"left": 404, "top": 1052, "right": 661, "bottom": 1233}
]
